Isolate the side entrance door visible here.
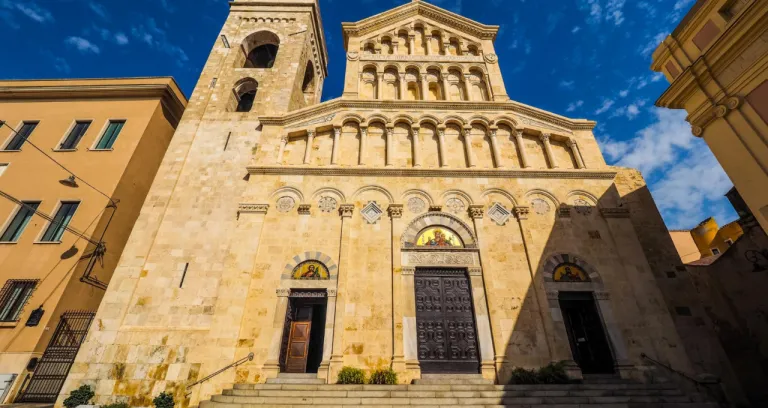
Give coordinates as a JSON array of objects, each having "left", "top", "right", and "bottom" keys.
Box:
[
  {"left": 415, "top": 268, "right": 480, "bottom": 374},
  {"left": 559, "top": 292, "right": 615, "bottom": 374}
]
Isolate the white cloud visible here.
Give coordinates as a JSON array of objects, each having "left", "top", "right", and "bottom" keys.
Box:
[
  {"left": 619, "top": 89, "right": 629, "bottom": 98},
  {"left": 639, "top": 31, "right": 668, "bottom": 57},
  {"left": 651, "top": 72, "right": 665, "bottom": 82},
  {"left": 566, "top": 100, "right": 584, "bottom": 113},
  {"left": 559, "top": 80, "right": 575, "bottom": 90},
  {"left": 572, "top": 26, "right": 581, "bottom": 33},
  {"left": 88, "top": 2, "right": 108, "bottom": 19},
  {"left": 594, "top": 99, "right": 615, "bottom": 115},
  {"left": 115, "top": 33, "right": 129, "bottom": 45},
  {"left": 131, "top": 18, "right": 189, "bottom": 66},
  {"left": 605, "top": 0, "right": 625, "bottom": 25},
  {"left": 65, "top": 36, "right": 100, "bottom": 54},
  {"left": 610, "top": 99, "right": 647, "bottom": 120},
  {"left": 626, "top": 104, "right": 641, "bottom": 119},
  {"left": 0, "top": 1, "right": 53, "bottom": 23},
  {"left": 578, "top": 0, "right": 625, "bottom": 26}
]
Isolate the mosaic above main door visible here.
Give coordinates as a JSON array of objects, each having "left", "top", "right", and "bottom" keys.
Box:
[
  {"left": 416, "top": 227, "right": 464, "bottom": 248},
  {"left": 292, "top": 261, "right": 330, "bottom": 280},
  {"left": 553, "top": 263, "right": 590, "bottom": 282}
]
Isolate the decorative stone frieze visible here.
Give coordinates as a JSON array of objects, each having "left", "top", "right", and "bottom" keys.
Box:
[
  {"left": 238, "top": 203, "right": 269, "bottom": 214},
  {"left": 468, "top": 267, "right": 482, "bottom": 276},
  {"left": 407, "top": 252, "right": 475, "bottom": 266},
  {"left": 401, "top": 267, "right": 415, "bottom": 276}
]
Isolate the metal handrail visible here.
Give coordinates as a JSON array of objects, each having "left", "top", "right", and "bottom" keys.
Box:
[
  {"left": 640, "top": 353, "right": 727, "bottom": 407},
  {"left": 186, "top": 353, "right": 254, "bottom": 392}
]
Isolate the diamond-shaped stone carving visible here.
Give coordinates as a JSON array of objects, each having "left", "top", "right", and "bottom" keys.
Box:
[
  {"left": 318, "top": 196, "right": 338, "bottom": 213},
  {"left": 488, "top": 202, "right": 511, "bottom": 226},
  {"left": 361, "top": 201, "right": 383, "bottom": 224}
]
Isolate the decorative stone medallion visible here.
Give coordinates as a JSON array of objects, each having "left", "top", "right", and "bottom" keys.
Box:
[
  {"left": 445, "top": 198, "right": 466, "bottom": 214},
  {"left": 276, "top": 196, "right": 296, "bottom": 213},
  {"left": 407, "top": 197, "right": 426, "bottom": 214},
  {"left": 488, "top": 203, "right": 511, "bottom": 226},
  {"left": 531, "top": 198, "right": 551, "bottom": 215},
  {"left": 347, "top": 51, "right": 359, "bottom": 61},
  {"left": 484, "top": 53, "right": 498, "bottom": 64},
  {"left": 361, "top": 201, "right": 383, "bottom": 224},
  {"left": 318, "top": 196, "right": 338, "bottom": 213}
]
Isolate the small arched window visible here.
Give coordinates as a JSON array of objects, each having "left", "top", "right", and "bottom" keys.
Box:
[
  {"left": 233, "top": 78, "right": 258, "bottom": 112},
  {"left": 302, "top": 61, "right": 316, "bottom": 104},
  {"left": 242, "top": 31, "right": 280, "bottom": 69}
]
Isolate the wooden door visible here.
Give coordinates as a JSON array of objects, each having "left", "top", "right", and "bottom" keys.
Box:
[
  {"left": 559, "top": 292, "right": 615, "bottom": 374},
  {"left": 415, "top": 269, "right": 480, "bottom": 374},
  {"left": 284, "top": 306, "right": 313, "bottom": 373}
]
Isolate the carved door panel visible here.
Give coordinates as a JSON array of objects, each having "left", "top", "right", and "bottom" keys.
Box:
[
  {"left": 284, "top": 306, "right": 313, "bottom": 373},
  {"left": 415, "top": 269, "right": 480, "bottom": 373}
]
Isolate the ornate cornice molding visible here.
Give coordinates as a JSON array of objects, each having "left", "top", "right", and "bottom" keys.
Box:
[
  {"left": 247, "top": 166, "right": 617, "bottom": 180},
  {"left": 258, "top": 98, "right": 596, "bottom": 132},
  {"left": 238, "top": 203, "right": 269, "bottom": 214},
  {"left": 359, "top": 54, "right": 483, "bottom": 63}
]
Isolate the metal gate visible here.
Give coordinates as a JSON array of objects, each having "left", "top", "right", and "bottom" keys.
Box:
[
  {"left": 415, "top": 268, "right": 480, "bottom": 374},
  {"left": 17, "top": 311, "right": 95, "bottom": 403}
]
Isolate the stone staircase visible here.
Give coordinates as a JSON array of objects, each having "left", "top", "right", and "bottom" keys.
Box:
[{"left": 200, "top": 374, "right": 719, "bottom": 408}]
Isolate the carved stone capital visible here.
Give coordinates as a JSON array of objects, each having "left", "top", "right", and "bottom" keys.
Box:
[
  {"left": 238, "top": 203, "right": 269, "bottom": 214},
  {"left": 298, "top": 204, "right": 312, "bottom": 215},
  {"left": 306, "top": 130, "right": 315, "bottom": 137},
  {"left": 546, "top": 291, "right": 559, "bottom": 300},
  {"left": 513, "top": 206, "right": 530, "bottom": 220},
  {"left": 429, "top": 205, "right": 443, "bottom": 212},
  {"left": 468, "top": 205, "right": 485, "bottom": 219},
  {"left": 280, "top": 136, "right": 289, "bottom": 144},
  {"left": 468, "top": 267, "right": 482, "bottom": 276},
  {"left": 388, "top": 204, "right": 404, "bottom": 218},
  {"left": 691, "top": 125, "right": 703, "bottom": 137},
  {"left": 514, "top": 129, "right": 524, "bottom": 139},
  {"left": 540, "top": 133, "right": 551, "bottom": 142},
  {"left": 339, "top": 204, "right": 355, "bottom": 218},
  {"left": 276, "top": 288, "right": 291, "bottom": 297},
  {"left": 559, "top": 205, "right": 571, "bottom": 218},
  {"left": 333, "top": 127, "right": 341, "bottom": 137},
  {"left": 401, "top": 267, "right": 415, "bottom": 276},
  {"left": 567, "top": 138, "right": 577, "bottom": 148},
  {"left": 594, "top": 291, "right": 611, "bottom": 300},
  {"left": 600, "top": 207, "right": 630, "bottom": 218},
  {"left": 489, "top": 129, "right": 497, "bottom": 138},
  {"left": 327, "top": 289, "right": 337, "bottom": 297}
]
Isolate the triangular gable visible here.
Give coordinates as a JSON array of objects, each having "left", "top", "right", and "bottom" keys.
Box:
[{"left": 342, "top": 0, "right": 499, "bottom": 47}]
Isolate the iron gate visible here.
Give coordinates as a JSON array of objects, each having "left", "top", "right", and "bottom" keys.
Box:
[{"left": 17, "top": 311, "right": 95, "bottom": 403}]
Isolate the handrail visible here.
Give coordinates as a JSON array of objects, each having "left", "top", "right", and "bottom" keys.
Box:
[
  {"left": 186, "top": 352, "right": 254, "bottom": 391},
  {"left": 640, "top": 353, "right": 728, "bottom": 407}
]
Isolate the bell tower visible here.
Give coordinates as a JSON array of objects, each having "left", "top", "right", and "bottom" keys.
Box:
[{"left": 192, "top": 0, "right": 328, "bottom": 118}]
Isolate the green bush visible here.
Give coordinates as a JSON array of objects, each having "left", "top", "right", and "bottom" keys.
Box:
[
  {"left": 537, "top": 362, "right": 569, "bottom": 384},
  {"left": 508, "top": 362, "right": 570, "bottom": 385},
  {"left": 63, "top": 385, "right": 95, "bottom": 408},
  {"left": 368, "top": 368, "right": 398, "bottom": 385},
  {"left": 103, "top": 403, "right": 129, "bottom": 408},
  {"left": 152, "top": 392, "right": 174, "bottom": 408},
  {"left": 337, "top": 366, "right": 366, "bottom": 384}
]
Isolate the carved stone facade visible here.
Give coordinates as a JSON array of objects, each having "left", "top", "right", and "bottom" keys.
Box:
[{"left": 64, "top": 1, "right": 696, "bottom": 407}]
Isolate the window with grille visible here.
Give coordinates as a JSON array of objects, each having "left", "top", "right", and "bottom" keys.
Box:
[
  {"left": 40, "top": 202, "right": 79, "bottom": 242},
  {"left": 59, "top": 121, "right": 91, "bottom": 150},
  {"left": 0, "top": 201, "right": 40, "bottom": 242},
  {"left": 94, "top": 121, "right": 125, "bottom": 150},
  {"left": 0, "top": 280, "right": 37, "bottom": 322},
  {"left": 4, "top": 122, "right": 38, "bottom": 151}
]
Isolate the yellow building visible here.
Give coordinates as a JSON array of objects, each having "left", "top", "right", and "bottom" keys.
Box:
[
  {"left": 651, "top": 0, "right": 768, "bottom": 233},
  {"left": 0, "top": 78, "right": 186, "bottom": 403},
  {"left": 671, "top": 217, "right": 744, "bottom": 262}
]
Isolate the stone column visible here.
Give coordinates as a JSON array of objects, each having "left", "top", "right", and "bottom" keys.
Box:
[
  {"left": 263, "top": 288, "right": 291, "bottom": 378},
  {"left": 489, "top": 127, "right": 503, "bottom": 168},
  {"left": 411, "top": 125, "right": 421, "bottom": 167},
  {"left": 303, "top": 130, "right": 315, "bottom": 164},
  {"left": 441, "top": 72, "right": 450, "bottom": 101},
  {"left": 540, "top": 133, "right": 558, "bottom": 169},
  {"left": 331, "top": 127, "right": 341, "bottom": 165},
  {"left": 359, "top": 126, "right": 368, "bottom": 165},
  {"left": 398, "top": 74, "right": 406, "bottom": 100},
  {"left": 483, "top": 73, "right": 494, "bottom": 101},
  {"left": 515, "top": 129, "right": 530, "bottom": 168},
  {"left": 401, "top": 267, "right": 420, "bottom": 380},
  {"left": 461, "top": 74, "right": 471, "bottom": 101},
  {"left": 568, "top": 139, "right": 585, "bottom": 169},
  {"left": 408, "top": 35, "right": 416, "bottom": 55},
  {"left": 319, "top": 289, "right": 337, "bottom": 382},
  {"left": 276, "top": 136, "right": 288, "bottom": 165},
  {"left": 437, "top": 126, "right": 448, "bottom": 168},
  {"left": 388, "top": 205, "right": 406, "bottom": 374},
  {"left": 329, "top": 204, "right": 355, "bottom": 381},
  {"left": 468, "top": 206, "right": 499, "bottom": 382},
  {"left": 462, "top": 127, "right": 476, "bottom": 168},
  {"left": 419, "top": 73, "right": 428, "bottom": 101},
  {"left": 386, "top": 126, "right": 394, "bottom": 166},
  {"left": 377, "top": 71, "right": 384, "bottom": 100}
]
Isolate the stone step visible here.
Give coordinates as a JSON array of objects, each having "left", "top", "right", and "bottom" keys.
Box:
[
  {"left": 201, "top": 399, "right": 718, "bottom": 408},
  {"left": 411, "top": 376, "right": 495, "bottom": 385},
  {"left": 264, "top": 376, "right": 326, "bottom": 385},
  {"left": 232, "top": 383, "right": 680, "bottom": 392},
  {"left": 223, "top": 388, "right": 686, "bottom": 398}
]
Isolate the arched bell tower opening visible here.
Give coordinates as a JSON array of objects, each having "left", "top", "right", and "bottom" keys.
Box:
[
  {"left": 230, "top": 77, "right": 258, "bottom": 112},
  {"left": 242, "top": 31, "right": 280, "bottom": 68}
]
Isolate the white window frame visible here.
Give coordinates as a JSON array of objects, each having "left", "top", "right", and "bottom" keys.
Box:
[{"left": 89, "top": 119, "right": 127, "bottom": 151}]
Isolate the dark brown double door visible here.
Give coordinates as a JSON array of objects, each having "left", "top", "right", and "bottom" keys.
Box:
[
  {"left": 559, "top": 292, "right": 615, "bottom": 374},
  {"left": 280, "top": 293, "right": 327, "bottom": 374},
  {"left": 415, "top": 268, "right": 480, "bottom": 374}
]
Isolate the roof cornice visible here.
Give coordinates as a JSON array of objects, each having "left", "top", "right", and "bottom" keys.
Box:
[
  {"left": 260, "top": 98, "right": 596, "bottom": 131},
  {"left": 341, "top": 1, "right": 499, "bottom": 48}
]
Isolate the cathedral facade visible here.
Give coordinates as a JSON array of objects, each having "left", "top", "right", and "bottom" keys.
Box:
[{"left": 62, "top": 1, "right": 696, "bottom": 406}]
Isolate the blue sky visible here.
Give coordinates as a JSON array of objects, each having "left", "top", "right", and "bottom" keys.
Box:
[{"left": 0, "top": 0, "right": 738, "bottom": 229}]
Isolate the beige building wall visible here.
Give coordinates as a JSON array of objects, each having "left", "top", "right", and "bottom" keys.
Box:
[
  {"left": 670, "top": 230, "right": 702, "bottom": 263},
  {"left": 651, "top": 0, "right": 768, "bottom": 233},
  {"left": 61, "top": 2, "right": 699, "bottom": 408},
  {"left": 0, "top": 78, "right": 186, "bottom": 402}
]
